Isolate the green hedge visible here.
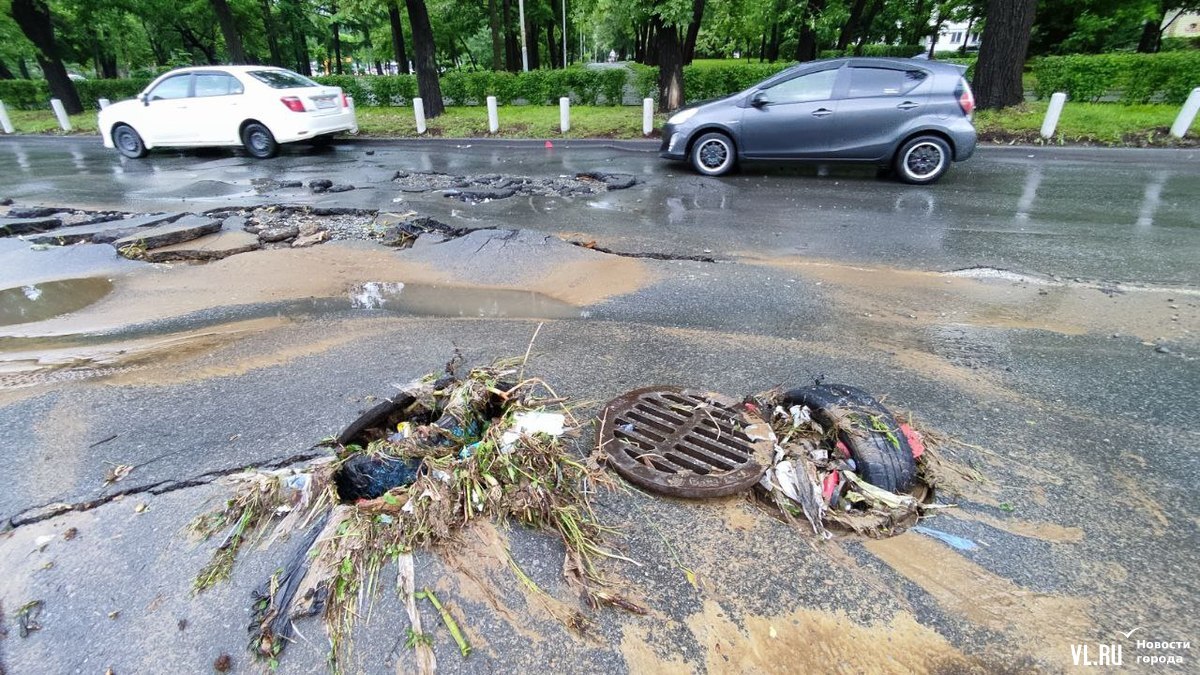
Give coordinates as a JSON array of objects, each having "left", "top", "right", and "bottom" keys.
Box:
[
  {"left": 818, "top": 44, "right": 925, "bottom": 59},
  {"left": 1033, "top": 52, "right": 1200, "bottom": 103},
  {"left": 0, "top": 78, "right": 152, "bottom": 110},
  {"left": 318, "top": 67, "right": 626, "bottom": 106}
]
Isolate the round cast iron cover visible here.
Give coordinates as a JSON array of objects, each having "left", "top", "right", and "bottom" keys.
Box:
[{"left": 598, "top": 386, "right": 774, "bottom": 498}]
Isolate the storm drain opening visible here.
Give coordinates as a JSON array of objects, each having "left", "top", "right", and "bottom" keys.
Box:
[{"left": 598, "top": 386, "right": 774, "bottom": 499}]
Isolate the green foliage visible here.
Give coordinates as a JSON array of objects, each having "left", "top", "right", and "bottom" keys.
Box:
[
  {"left": 0, "top": 79, "right": 47, "bottom": 110},
  {"left": 1033, "top": 52, "right": 1200, "bottom": 104},
  {"left": 818, "top": 45, "right": 925, "bottom": 59},
  {"left": 628, "top": 63, "right": 658, "bottom": 101},
  {"left": 681, "top": 61, "right": 794, "bottom": 102},
  {"left": 1161, "top": 37, "right": 1200, "bottom": 52},
  {"left": 77, "top": 79, "right": 153, "bottom": 108}
]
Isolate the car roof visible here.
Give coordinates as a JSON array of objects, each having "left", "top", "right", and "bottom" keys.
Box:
[{"left": 156, "top": 65, "right": 298, "bottom": 76}]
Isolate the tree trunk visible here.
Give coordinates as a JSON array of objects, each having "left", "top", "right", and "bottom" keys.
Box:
[
  {"left": 854, "top": 0, "right": 883, "bottom": 55},
  {"left": 683, "top": 0, "right": 705, "bottom": 64},
  {"left": 837, "top": 0, "right": 867, "bottom": 51},
  {"left": 927, "top": 18, "right": 943, "bottom": 58},
  {"left": 794, "top": 0, "right": 825, "bottom": 62},
  {"left": 972, "top": 0, "right": 1037, "bottom": 110},
  {"left": 959, "top": 16, "right": 975, "bottom": 54},
  {"left": 260, "top": 0, "right": 282, "bottom": 65},
  {"left": 405, "top": 0, "right": 444, "bottom": 117},
  {"left": 0, "top": 59, "right": 14, "bottom": 79},
  {"left": 545, "top": 22, "right": 556, "bottom": 68},
  {"left": 488, "top": 0, "right": 502, "bottom": 70},
  {"left": 1136, "top": 12, "right": 1165, "bottom": 54},
  {"left": 528, "top": 20, "right": 540, "bottom": 69},
  {"left": 389, "top": 1, "right": 410, "bottom": 73},
  {"left": 210, "top": 0, "right": 248, "bottom": 63},
  {"left": 18, "top": 58, "right": 31, "bottom": 79},
  {"left": 657, "top": 20, "right": 684, "bottom": 111},
  {"left": 10, "top": 0, "right": 83, "bottom": 114},
  {"left": 331, "top": 21, "right": 343, "bottom": 74},
  {"left": 502, "top": 0, "right": 518, "bottom": 71}
]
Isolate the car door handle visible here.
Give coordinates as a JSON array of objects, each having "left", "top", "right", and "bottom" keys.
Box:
[
  {"left": 897, "top": 101, "right": 920, "bottom": 110},
  {"left": 811, "top": 108, "right": 833, "bottom": 118}
]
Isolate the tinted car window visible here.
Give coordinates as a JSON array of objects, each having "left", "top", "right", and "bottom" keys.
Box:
[
  {"left": 846, "top": 68, "right": 927, "bottom": 98},
  {"left": 249, "top": 70, "right": 318, "bottom": 89},
  {"left": 148, "top": 75, "right": 190, "bottom": 100},
  {"left": 194, "top": 74, "right": 244, "bottom": 97},
  {"left": 764, "top": 69, "right": 838, "bottom": 104}
]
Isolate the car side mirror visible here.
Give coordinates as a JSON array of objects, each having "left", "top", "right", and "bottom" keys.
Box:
[
  {"left": 140, "top": 94, "right": 149, "bottom": 107},
  {"left": 751, "top": 91, "right": 770, "bottom": 107}
]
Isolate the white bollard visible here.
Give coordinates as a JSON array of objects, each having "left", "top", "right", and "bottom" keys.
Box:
[
  {"left": 98, "top": 98, "right": 111, "bottom": 109},
  {"left": 412, "top": 97, "right": 426, "bottom": 134},
  {"left": 1040, "top": 92, "right": 1066, "bottom": 139},
  {"left": 559, "top": 97, "right": 570, "bottom": 133},
  {"left": 50, "top": 98, "right": 72, "bottom": 131},
  {"left": 487, "top": 96, "right": 499, "bottom": 133},
  {"left": 643, "top": 98, "right": 654, "bottom": 136},
  {"left": 0, "top": 101, "right": 13, "bottom": 134},
  {"left": 1170, "top": 87, "right": 1200, "bottom": 138}
]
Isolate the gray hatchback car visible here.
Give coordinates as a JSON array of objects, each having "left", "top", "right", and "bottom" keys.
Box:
[{"left": 659, "top": 57, "right": 976, "bottom": 184}]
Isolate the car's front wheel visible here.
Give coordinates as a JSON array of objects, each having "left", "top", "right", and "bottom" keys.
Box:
[
  {"left": 112, "top": 124, "right": 147, "bottom": 159},
  {"left": 690, "top": 132, "right": 736, "bottom": 177},
  {"left": 894, "top": 136, "right": 951, "bottom": 185},
  {"left": 241, "top": 122, "right": 279, "bottom": 159}
]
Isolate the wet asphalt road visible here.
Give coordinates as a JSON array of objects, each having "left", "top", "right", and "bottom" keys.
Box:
[
  {"left": 0, "top": 135, "right": 1198, "bottom": 674},
  {"left": 1, "top": 136, "right": 1198, "bottom": 285}
]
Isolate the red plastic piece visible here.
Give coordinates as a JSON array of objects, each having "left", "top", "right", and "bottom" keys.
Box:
[
  {"left": 900, "top": 423, "right": 925, "bottom": 459},
  {"left": 822, "top": 472, "right": 839, "bottom": 501},
  {"left": 545, "top": 140, "right": 554, "bottom": 148},
  {"left": 834, "top": 439, "right": 851, "bottom": 458}
]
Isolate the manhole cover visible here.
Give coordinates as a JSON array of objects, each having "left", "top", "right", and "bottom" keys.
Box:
[{"left": 598, "top": 386, "right": 774, "bottom": 498}]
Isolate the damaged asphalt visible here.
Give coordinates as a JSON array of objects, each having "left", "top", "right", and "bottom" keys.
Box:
[{"left": 0, "top": 136, "right": 1197, "bottom": 673}]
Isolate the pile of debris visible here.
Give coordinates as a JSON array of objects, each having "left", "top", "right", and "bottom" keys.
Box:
[
  {"left": 205, "top": 205, "right": 377, "bottom": 248},
  {"left": 598, "top": 383, "right": 946, "bottom": 539},
  {"left": 393, "top": 170, "right": 637, "bottom": 203},
  {"left": 189, "top": 357, "right": 637, "bottom": 669}
]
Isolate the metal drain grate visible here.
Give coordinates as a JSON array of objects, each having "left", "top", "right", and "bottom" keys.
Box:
[{"left": 598, "top": 386, "right": 774, "bottom": 498}]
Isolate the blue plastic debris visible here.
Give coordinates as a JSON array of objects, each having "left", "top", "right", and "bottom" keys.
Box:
[{"left": 911, "top": 525, "right": 978, "bottom": 551}]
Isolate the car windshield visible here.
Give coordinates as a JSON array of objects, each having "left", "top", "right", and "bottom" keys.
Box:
[{"left": 248, "top": 70, "right": 318, "bottom": 89}]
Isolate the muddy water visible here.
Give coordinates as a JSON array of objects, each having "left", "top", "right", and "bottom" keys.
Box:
[
  {"left": 349, "top": 282, "right": 581, "bottom": 319},
  {"left": 0, "top": 278, "right": 113, "bottom": 326}
]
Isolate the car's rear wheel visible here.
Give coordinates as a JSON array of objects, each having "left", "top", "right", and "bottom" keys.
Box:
[
  {"left": 112, "top": 124, "right": 147, "bottom": 159},
  {"left": 690, "top": 132, "right": 736, "bottom": 177},
  {"left": 241, "top": 122, "right": 279, "bottom": 159},
  {"left": 894, "top": 136, "right": 951, "bottom": 185}
]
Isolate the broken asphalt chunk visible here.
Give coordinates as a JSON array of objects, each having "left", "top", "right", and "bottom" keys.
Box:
[{"left": 111, "top": 215, "right": 221, "bottom": 252}]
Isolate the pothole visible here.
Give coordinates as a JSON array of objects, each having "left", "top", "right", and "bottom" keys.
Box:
[
  {"left": 392, "top": 169, "right": 637, "bottom": 202},
  {"left": 0, "top": 278, "right": 113, "bottom": 326},
  {"left": 348, "top": 282, "right": 583, "bottom": 319}
]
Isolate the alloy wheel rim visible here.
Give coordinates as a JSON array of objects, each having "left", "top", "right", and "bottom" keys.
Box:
[
  {"left": 250, "top": 131, "right": 270, "bottom": 153},
  {"left": 905, "top": 143, "right": 944, "bottom": 179},
  {"left": 116, "top": 130, "right": 138, "bottom": 153},
  {"left": 699, "top": 140, "right": 729, "bottom": 171}
]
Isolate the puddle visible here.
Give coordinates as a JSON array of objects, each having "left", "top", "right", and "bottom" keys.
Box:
[
  {"left": 0, "top": 278, "right": 114, "bottom": 326},
  {"left": 348, "top": 282, "right": 582, "bottom": 319}
]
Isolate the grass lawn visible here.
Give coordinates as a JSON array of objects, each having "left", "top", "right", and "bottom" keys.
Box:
[
  {"left": 974, "top": 101, "right": 1193, "bottom": 145},
  {"left": 354, "top": 105, "right": 666, "bottom": 139},
  {"left": 4, "top": 102, "right": 1194, "bottom": 146}
]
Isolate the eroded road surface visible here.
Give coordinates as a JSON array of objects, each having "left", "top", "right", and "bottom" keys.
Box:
[{"left": 0, "top": 136, "right": 1197, "bottom": 674}]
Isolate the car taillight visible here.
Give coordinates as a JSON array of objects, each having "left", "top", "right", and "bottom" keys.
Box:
[
  {"left": 281, "top": 96, "right": 306, "bottom": 113},
  {"left": 958, "top": 80, "right": 976, "bottom": 118},
  {"left": 341, "top": 93, "right": 349, "bottom": 108}
]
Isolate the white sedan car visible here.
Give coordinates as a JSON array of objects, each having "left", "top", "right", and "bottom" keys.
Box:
[{"left": 98, "top": 66, "right": 359, "bottom": 159}]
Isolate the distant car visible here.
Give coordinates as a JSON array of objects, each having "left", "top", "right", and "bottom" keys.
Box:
[
  {"left": 659, "top": 57, "right": 976, "bottom": 184},
  {"left": 98, "top": 66, "right": 358, "bottom": 159}
]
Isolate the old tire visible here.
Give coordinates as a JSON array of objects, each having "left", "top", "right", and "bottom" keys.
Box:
[
  {"left": 690, "top": 132, "right": 736, "bottom": 177},
  {"left": 112, "top": 124, "right": 148, "bottom": 159},
  {"left": 241, "top": 122, "right": 279, "bottom": 159},
  {"left": 894, "top": 135, "right": 951, "bottom": 185},
  {"left": 782, "top": 384, "right": 917, "bottom": 494}
]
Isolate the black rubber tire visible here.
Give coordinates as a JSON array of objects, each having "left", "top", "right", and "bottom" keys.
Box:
[
  {"left": 112, "top": 124, "right": 148, "bottom": 159},
  {"left": 690, "top": 131, "right": 736, "bottom": 177},
  {"left": 893, "top": 135, "right": 951, "bottom": 185},
  {"left": 782, "top": 384, "right": 917, "bottom": 494},
  {"left": 241, "top": 122, "right": 279, "bottom": 159}
]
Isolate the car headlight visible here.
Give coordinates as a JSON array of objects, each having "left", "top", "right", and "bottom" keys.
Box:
[{"left": 667, "top": 108, "right": 698, "bottom": 125}]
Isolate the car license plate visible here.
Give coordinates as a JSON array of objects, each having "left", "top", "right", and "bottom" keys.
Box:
[{"left": 314, "top": 98, "right": 336, "bottom": 109}]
